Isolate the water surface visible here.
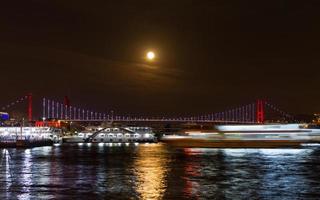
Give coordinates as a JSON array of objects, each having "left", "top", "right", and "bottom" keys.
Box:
[{"left": 1, "top": 143, "right": 320, "bottom": 199}]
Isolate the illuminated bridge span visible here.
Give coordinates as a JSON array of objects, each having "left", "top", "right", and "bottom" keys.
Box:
[
  {"left": 1, "top": 94, "right": 292, "bottom": 124},
  {"left": 41, "top": 98, "right": 292, "bottom": 124}
]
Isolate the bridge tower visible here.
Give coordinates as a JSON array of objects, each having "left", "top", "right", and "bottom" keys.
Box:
[
  {"left": 28, "top": 93, "right": 32, "bottom": 121},
  {"left": 256, "top": 99, "right": 264, "bottom": 123},
  {"left": 64, "top": 96, "right": 70, "bottom": 107}
]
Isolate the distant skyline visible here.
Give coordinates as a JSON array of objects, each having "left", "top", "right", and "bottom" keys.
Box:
[{"left": 0, "top": 0, "right": 319, "bottom": 116}]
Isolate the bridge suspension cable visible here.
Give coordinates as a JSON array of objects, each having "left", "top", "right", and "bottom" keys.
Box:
[{"left": 1, "top": 93, "right": 33, "bottom": 121}]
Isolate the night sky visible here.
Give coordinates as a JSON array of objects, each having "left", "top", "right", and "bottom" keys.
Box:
[{"left": 0, "top": 0, "right": 319, "bottom": 117}]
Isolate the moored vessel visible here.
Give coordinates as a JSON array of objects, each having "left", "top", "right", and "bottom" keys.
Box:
[
  {"left": 63, "top": 126, "right": 157, "bottom": 143},
  {"left": 0, "top": 126, "right": 62, "bottom": 148}
]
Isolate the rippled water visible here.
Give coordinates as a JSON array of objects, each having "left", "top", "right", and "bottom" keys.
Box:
[{"left": 1, "top": 144, "right": 320, "bottom": 199}]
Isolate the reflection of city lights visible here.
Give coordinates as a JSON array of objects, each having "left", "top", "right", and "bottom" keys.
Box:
[
  {"left": 259, "top": 149, "right": 312, "bottom": 155},
  {"left": 134, "top": 145, "right": 168, "bottom": 200},
  {"left": 18, "top": 149, "right": 32, "bottom": 200},
  {"left": 183, "top": 162, "right": 201, "bottom": 198},
  {"left": 4, "top": 149, "right": 12, "bottom": 193}
]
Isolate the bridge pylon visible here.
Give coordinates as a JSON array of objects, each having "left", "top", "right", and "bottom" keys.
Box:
[
  {"left": 256, "top": 99, "right": 265, "bottom": 123},
  {"left": 28, "top": 93, "right": 32, "bottom": 122}
]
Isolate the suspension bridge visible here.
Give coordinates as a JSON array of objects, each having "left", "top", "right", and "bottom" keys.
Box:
[{"left": 1, "top": 94, "right": 293, "bottom": 125}]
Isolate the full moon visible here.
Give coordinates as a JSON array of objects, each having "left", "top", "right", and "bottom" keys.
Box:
[{"left": 146, "top": 51, "right": 155, "bottom": 60}]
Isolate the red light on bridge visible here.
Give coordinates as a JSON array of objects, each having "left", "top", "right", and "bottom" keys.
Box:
[
  {"left": 35, "top": 120, "right": 61, "bottom": 128},
  {"left": 256, "top": 99, "right": 265, "bottom": 123}
]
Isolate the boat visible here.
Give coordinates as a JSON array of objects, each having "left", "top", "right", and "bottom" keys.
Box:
[
  {"left": 63, "top": 126, "right": 157, "bottom": 143},
  {"left": 161, "top": 124, "right": 320, "bottom": 148},
  {"left": 0, "top": 126, "right": 62, "bottom": 148}
]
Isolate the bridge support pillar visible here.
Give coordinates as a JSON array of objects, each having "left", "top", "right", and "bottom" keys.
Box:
[
  {"left": 28, "top": 93, "right": 32, "bottom": 122},
  {"left": 256, "top": 99, "right": 264, "bottom": 123}
]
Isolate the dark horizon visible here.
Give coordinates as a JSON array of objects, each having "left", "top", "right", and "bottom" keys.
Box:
[{"left": 1, "top": 1, "right": 319, "bottom": 116}]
